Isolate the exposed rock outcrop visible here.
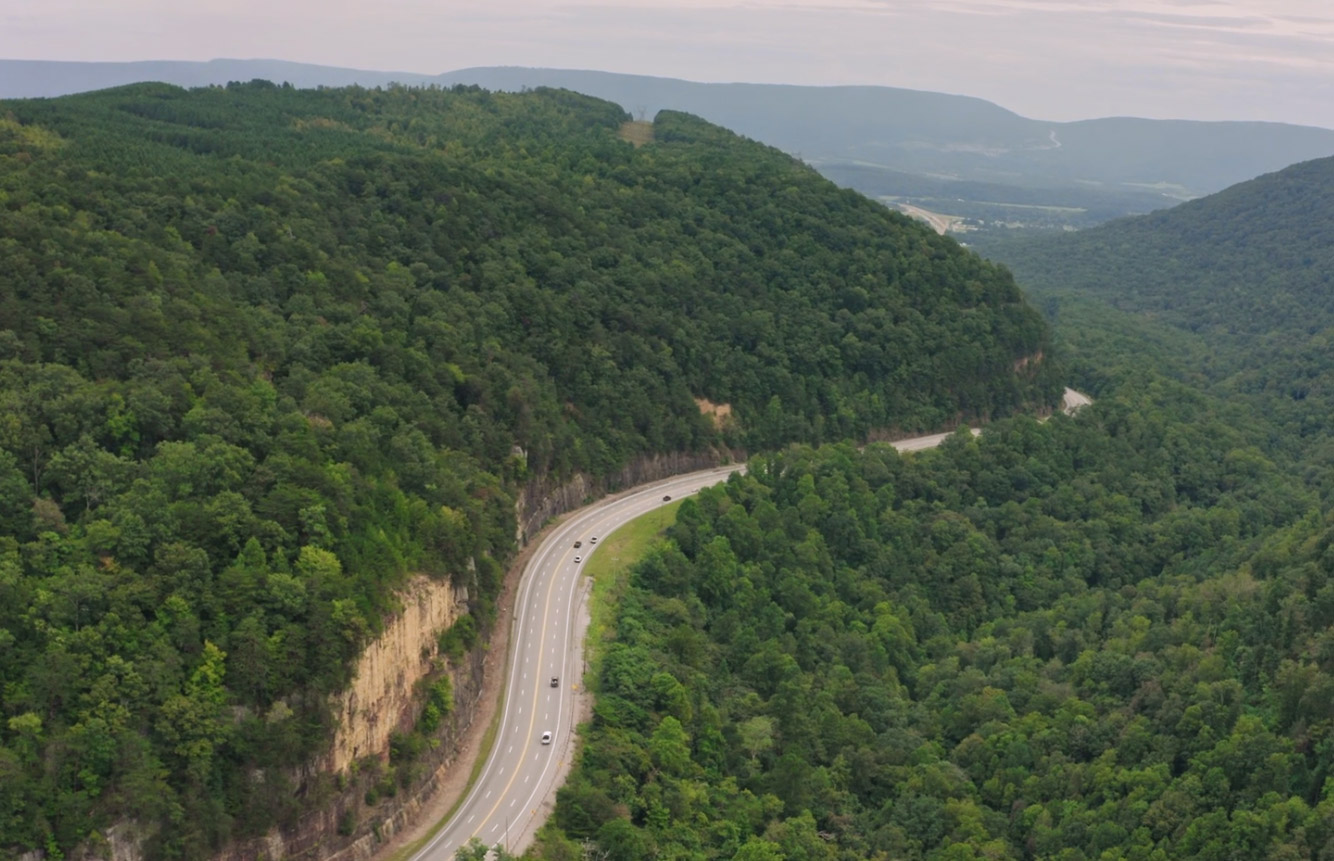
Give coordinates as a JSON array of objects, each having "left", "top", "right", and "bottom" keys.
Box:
[
  {"left": 327, "top": 576, "right": 468, "bottom": 775},
  {"left": 59, "top": 448, "right": 739, "bottom": 861},
  {"left": 514, "top": 446, "right": 740, "bottom": 544}
]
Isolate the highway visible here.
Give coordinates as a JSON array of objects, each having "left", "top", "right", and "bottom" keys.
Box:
[
  {"left": 410, "top": 391, "right": 1092, "bottom": 858},
  {"left": 409, "top": 465, "right": 743, "bottom": 859}
]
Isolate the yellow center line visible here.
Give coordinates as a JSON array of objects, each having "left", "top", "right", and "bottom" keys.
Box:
[{"left": 469, "top": 538, "right": 564, "bottom": 841}]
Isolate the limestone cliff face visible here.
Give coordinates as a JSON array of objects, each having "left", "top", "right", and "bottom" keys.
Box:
[
  {"left": 209, "top": 578, "right": 487, "bottom": 861},
  {"left": 326, "top": 575, "right": 467, "bottom": 774}
]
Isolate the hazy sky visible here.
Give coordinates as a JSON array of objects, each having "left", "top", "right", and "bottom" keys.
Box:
[{"left": 5, "top": 0, "right": 1333, "bottom": 127}]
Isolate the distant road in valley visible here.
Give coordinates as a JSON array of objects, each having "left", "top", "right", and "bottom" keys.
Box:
[
  {"left": 410, "top": 390, "right": 1093, "bottom": 858},
  {"left": 897, "top": 202, "right": 961, "bottom": 235}
]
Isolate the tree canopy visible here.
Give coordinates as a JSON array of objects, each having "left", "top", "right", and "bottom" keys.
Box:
[
  {"left": 546, "top": 378, "right": 1334, "bottom": 859},
  {"left": 0, "top": 81, "right": 1057, "bottom": 857}
]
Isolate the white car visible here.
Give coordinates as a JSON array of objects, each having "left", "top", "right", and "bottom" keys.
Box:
[
  {"left": 541, "top": 731, "right": 552, "bottom": 745},
  {"left": 573, "top": 555, "right": 582, "bottom": 563}
]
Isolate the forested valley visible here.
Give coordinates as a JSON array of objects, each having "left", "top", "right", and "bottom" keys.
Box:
[{"left": 0, "top": 81, "right": 1059, "bottom": 858}]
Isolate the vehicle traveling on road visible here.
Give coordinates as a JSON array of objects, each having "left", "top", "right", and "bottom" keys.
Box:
[
  {"left": 551, "top": 677, "right": 559, "bottom": 687},
  {"left": 541, "top": 731, "right": 552, "bottom": 745}
]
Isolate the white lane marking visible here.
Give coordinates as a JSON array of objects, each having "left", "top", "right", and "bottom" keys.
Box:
[
  {"left": 408, "top": 469, "right": 742, "bottom": 861},
  {"left": 467, "top": 814, "right": 475, "bottom": 824},
  {"left": 508, "top": 745, "right": 512, "bottom": 754},
  {"left": 525, "top": 774, "right": 530, "bottom": 783},
  {"left": 485, "top": 790, "right": 492, "bottom": 799}
]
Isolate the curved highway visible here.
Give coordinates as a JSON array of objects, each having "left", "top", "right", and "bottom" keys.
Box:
[
  {"left": 410, "top": 465, "right": 743, "bottom": 859},
  {"left": 410, "top": 392, "right": 1092, "bottom": 858}
]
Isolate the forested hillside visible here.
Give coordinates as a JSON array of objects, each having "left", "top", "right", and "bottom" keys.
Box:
[
  {"left": 541, "top": 381, "right": 1334, "bottom": 859},
  {"left": 984, "top": 155, "right": 1334, "bottom": 449},
  {"left": 0, "top": 82, "right": 1057, "bottom": 857}
]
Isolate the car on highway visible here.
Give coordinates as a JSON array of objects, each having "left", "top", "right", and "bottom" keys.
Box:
[
  {"left": 541, "top": 731, "right": 552, "bottom": 745},
  {"left": 551, "top": 677, "right": 559, "bottom": 687},
  {"left": 590, "top": 537, "right": 597, "bottom": 544},
  {"left": 573, "top": 555, "right": 582, "bottom": 563},
  {"left": 662, "top": 494, "right": 671, "bottom": 501},
  {"left": 573, "top": 540, "right": 582, "bottom": 548}
]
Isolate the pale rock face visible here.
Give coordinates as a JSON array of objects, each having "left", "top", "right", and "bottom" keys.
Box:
[{"left": 327, "top": 574, "right": 467, "bottom": 773}]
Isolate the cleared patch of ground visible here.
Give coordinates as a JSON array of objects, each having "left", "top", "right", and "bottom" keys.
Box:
[
  {"left": 695, "top": 397, "right": 735, "bottom": 430},
  {"left": 617, "top": 120, "right": 654, "bottom": 147}
]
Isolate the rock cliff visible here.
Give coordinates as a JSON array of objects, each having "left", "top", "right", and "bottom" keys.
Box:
[
  {"left": 326, "top": 576, "right": 467, "bottom": 774},
  {"left": 61, "top": 449, "right": 740, "bottom": 861}
]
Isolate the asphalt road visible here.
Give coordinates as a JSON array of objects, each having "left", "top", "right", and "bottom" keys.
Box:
[
  {"left": 411, "top": 392, "right": 1092, "bottom": 858},
  {"left": 410, "top": 465, "right": 743, "bottom": 860}
]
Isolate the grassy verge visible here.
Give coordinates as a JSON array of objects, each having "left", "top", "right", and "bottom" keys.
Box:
[
  {"left": 525, "top": 499, "right": 684, "bottom": 857},
  {"left": 385, "top": 503, "right": 680, "bottom": 860},
  {"left": 582, "top": 499, "right": 683, "bottom": 679}
]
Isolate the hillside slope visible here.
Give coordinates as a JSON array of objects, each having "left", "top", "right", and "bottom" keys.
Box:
[
  {"left": 985, "top": 155, "right": 1334, "bottom": 440},
  {"left": 0, "top": 82, "right": 1057, "bottom": 858},
  {"left": 991, "top": 156, "right": 1334, "bottom": 333}
]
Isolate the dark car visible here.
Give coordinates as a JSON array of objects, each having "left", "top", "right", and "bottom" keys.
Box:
[
  {"left": 551, "top": 677, "right": 559, "bottom": 687},
  {"left": 573, "top": 540, "right": 582, "bottom": 548},
  {"left": 662, "top": 494, "right": 672, "bottom": 502}
]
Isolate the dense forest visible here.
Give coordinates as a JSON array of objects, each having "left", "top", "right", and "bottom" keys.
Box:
[
  {"left": 0, "top": 82, "right": 1059, "bottom": 857},
  {"left": 540, "top": 376, "right": 1334, "bottom": 859},
  {"left": 533, "top": 146, "right": 1334, "bottom": 859},
  {"left": 981, "top": 155, "right": 1334, "bottom": 448}
]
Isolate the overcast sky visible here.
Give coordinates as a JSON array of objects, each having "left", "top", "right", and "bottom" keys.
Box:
[{"left": 5, "top": 0, "right": 1333, "bottom": 128}]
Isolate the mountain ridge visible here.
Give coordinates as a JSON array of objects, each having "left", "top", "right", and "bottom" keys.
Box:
[{"left": 6, "top": 59, "right": 1334, "bottom": 235}]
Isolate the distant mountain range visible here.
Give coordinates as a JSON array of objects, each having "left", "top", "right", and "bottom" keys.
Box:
[{"left": 6, "top": 58, "right": 1334, "bottom": 234}]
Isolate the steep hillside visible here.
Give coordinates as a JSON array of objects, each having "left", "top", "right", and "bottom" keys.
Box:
[
  {"left": 985, "top": 155, "right": 1334, "bottom": 444},
  {"left": 991, "top": 156, "right": 1334, "bottom": 333},
  {"left": 0, "top": 82, "right": 1056, "bottom": 858}
]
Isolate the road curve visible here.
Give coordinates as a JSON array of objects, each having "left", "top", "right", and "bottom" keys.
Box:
[
  {"left": 410, "top": 465, "right": 742, "bottom": 860},
  {"left": 411, "top": 393, "right": 1093, "bottom": 858}
]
